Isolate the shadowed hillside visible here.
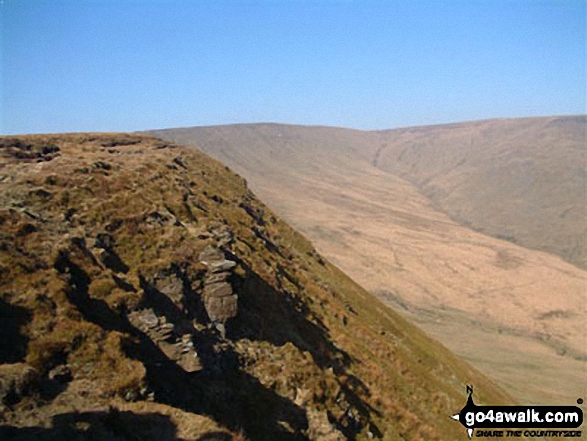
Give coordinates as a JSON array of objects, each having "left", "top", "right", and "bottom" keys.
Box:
[
  {"left": 0, "top": 134, "right": 512, "bottom": 440},
  {"left": 147, "top": 117, "right": 586, "bottom": 405}
]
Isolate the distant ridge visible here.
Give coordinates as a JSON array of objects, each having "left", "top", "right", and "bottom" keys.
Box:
[{"left": 148, "top": 115, "right": 587, "bottom": 269}]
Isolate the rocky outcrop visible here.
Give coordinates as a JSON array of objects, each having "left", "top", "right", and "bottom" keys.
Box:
[
  {"left": 128, "top": 308, "right": 202, "bottom": 373},
  {"left": 0, "top": 139, "right": 60, "bottom": 162},
  {"left": 199, "top": 246, "right": 238, "bottom": 337}
]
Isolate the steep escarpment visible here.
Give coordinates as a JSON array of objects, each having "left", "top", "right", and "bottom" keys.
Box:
[
  {"left": 0, "top": 134, "right": 510, "bottom": 440},
  {"left": 147, "top": 120, "right": 586, "bottom": 405}
]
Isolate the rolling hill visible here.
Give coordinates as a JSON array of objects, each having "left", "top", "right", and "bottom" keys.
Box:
[
  {"left": 0, "top": 134, "right": 512, "bottom": 440},
  {"left": 373, "top": 116, "right": 587, "bottom": 269},
  {"left": 147, "top": 116, "right": 587, "bottom": 405},
  {"left": 149, "top": 115, "right": 586, "bottom": 270}
]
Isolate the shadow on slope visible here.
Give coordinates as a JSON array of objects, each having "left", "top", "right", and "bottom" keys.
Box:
[
  {"left": 228, "top": 257, "right": 381, "bottom": 438},
  {"left": 0, "top": 299, "right": 31, "bottom": 364},
  {"left": 55, "top": 248, "right": 308, "bottom": 440},
  {"left": 0, "top": 409, "right": 236, "bottom": 441}
]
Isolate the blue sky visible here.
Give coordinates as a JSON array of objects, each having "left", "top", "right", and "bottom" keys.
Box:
[{"left": 1, "top": 0, "right": 585, "bottom": 134}]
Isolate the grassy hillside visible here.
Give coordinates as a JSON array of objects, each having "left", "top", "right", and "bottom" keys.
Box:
[
  {"left": 149, "top": 116, "right": 586, "bottom": 270},
  {"left": 374, "top": 115, "right": 587, "bottom": 269},
  {"left": 0, "top": 134, "right": 512, "bottom": 440},
  {"left": 147, "top": 119, "right": 587, "bottom": 406}
]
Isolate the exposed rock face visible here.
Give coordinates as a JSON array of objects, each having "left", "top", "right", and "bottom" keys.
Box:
[
  {"left": 128, "top": 308, "right": 202, "bottom": 373},
  {"left": 199, "top": 246, "right": 238, "bottom": 336},
  {"left": 152, "top": 272, "right": 184, "bottom": 307}
]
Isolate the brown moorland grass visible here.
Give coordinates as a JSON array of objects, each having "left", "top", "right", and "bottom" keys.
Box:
[{"left": 1, "top": 133, "right": 516, "bottom": 440}]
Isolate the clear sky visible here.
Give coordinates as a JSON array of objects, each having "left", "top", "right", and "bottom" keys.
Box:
[{"left": 1, "top": 0, "right": 585, "bottom": 134}]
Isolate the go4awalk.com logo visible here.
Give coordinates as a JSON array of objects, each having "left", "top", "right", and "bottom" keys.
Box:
[{"left": 450, "top": 386, "right": 583, "bottom": 439}]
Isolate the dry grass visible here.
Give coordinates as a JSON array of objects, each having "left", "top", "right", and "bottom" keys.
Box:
[{"left": 1, "top": 133, "right": 518, "bottom": 440}]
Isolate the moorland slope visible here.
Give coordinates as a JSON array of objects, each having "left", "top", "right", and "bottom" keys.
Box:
[{"left": 0, "top": 134, "right": 511, "bottom": 440}]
